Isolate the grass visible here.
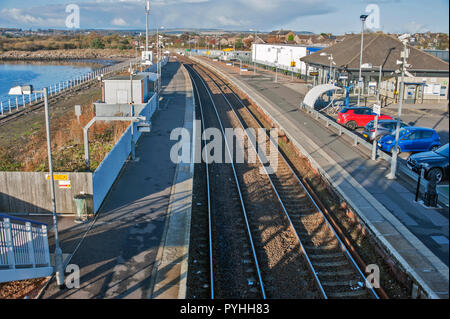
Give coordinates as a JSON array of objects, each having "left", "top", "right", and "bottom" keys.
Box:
[{"left": 0, "top": 82, "right": 129, "bottom": 173}]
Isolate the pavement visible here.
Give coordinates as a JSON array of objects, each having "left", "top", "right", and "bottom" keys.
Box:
[
  {"left": 32, "top": 60, "right": 193, "bottom": 299},
  {"left": 194, "top": 55, "right": 449, "bottom": 298}
]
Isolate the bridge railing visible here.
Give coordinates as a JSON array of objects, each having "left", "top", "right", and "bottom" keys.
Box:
[
  {"left": 0, "top": 213, "right": 53, "bottom": 283},
  {"left": 0, "top": 58, "right": 140, "bottom": 115}
]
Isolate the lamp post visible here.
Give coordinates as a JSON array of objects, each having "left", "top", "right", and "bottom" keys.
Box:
[
  {"left": 130, "top": 62, "right": 136, "bottom": 160},
  {"left": 357, "top": 14, "right": 368, "bottom": 106},
  {"left": 250, "top": 29, "right": 257, "bottom": 76},
  {"left": 272, "top": 46, "right": 281, "bottom": 83},
  {"left": 387, "top": 35, "right": 410, "bottom": 179},
  {"left": 145, "top": 1, "right": 150, "bottom": 54},
  {"left": 320, "top": 52, "right": 335, "bottom": 84},
  {"left": 8, "top": 85, "right": 65, "bottom": 287}
]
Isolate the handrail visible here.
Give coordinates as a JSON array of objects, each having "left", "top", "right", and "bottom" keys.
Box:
[
  {"left": 0, "top": 58, "right": 140, "bottom": 115},
  {"left": 0, "top": 213, "right": 48, "bottom": 226}
]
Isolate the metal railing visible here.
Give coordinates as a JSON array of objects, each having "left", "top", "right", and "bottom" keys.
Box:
[
  {"left": 299, "top": 103, "right": 448, "bottom": 206},
  {"left": 0, "top": 213, "right": 53, "bottom": 283},
  {"left": 0, "top": 58, "right": 140, "bottom": 116}
]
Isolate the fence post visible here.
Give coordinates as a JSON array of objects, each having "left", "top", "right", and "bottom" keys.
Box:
[
  {"left": 29, "top": 94, "right": 32, "bottom": 106},
  {"left": 25, "top": 222, "right": 36, "bottom": 267},
  {"left": 4, "top": 218, "right": 16, "bottom": 269},
  {"left": 1, "top": 101, "right": 3, "bottom": 115},
  {"left": 16, "top": 96, "right": 18, "bottom": 109},
  {"left": 41, "top": 225, "right": 51, "bottom": 267},
  {"left": 22, "top": 95, "right": 25, "bottom": 108},
  {"left": 9, "top": 99, "right": 11, "bottom": 112}
]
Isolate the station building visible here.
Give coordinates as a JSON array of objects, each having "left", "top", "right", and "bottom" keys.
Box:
[
  {"left": 94, "top": 73, "right": 157, "bottom": 117},
  {"left": 300, "top": 33, "right": 449, "bottom": 104}
]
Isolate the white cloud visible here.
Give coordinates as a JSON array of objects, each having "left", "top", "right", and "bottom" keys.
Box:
[
  {"left": 111, "top": 17, "right": 128, "bottom": 26},
  {"left": 0, "top": 0, "right": 336, "bottom": 30},
  {"left": 403, "top": 21, "right": 428, "bottom": 34}
]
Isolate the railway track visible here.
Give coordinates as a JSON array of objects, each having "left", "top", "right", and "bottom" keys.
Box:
[
  {"left": 0, "top": 80, "right": 98, "bottom": 127},
  {"left": 187, "top": 63, "right": 267, "bottom": 299},
  {"left": 183, "top": 56, "right": 384, "bottom": 299}
]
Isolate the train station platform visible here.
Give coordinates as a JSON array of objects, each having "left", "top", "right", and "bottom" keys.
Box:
[
  {"left": 37, "top": 60, "right": 194, "bottom": 299},
  {"left": 192, "top": 56, "right": 449, "bottom": 299}
]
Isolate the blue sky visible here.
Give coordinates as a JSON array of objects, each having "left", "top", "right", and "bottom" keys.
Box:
[{"left": 0, "top": 0, "right": 448, "bottom": 34}]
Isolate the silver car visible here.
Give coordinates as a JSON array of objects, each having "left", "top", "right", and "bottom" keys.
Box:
[{"left": 363, "top": 120, "right": 408, "bottom": 141}]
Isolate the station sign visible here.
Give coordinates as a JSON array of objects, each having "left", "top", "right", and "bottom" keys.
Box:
[
  {"left": 309, "top": 71, "right": 319, "bottom": 76},
  {"left": 45, "top": 174, "right": 69, "bottom": 181},
  {"left": 58, "top": 180, "right": 71, "bottom": 189}
]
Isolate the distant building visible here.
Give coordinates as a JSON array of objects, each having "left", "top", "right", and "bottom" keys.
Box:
[
  {"left": 301, "top": 33, "right": 449, "bottom": 103},
  {"left": 252, "top": 43, "right": 326, "bottom": 76}
]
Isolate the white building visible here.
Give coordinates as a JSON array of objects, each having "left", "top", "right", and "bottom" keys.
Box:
[{"left": 252, "top": 43, "right": 326, "bottom": 75}]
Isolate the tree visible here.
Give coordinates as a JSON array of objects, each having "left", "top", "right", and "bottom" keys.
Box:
[
  {"left": 90, "top": 38, "right": 105, "bottom": 49},
  {"left": 288, "top": 34, "right": 294, "bottom": 42}
]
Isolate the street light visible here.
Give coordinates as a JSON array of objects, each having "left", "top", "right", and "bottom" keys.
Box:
[
  {"left": 361, "top": 63, "right": 384, "bottom": 161},
  {"left": 386, "top": 34, "right": 410, "bottom": 180},
  {"left": 145, "top": 1, "right": 150, "bottom": 54},
  {"left": 357, "top": 14, "right": 369, "bottom": 106},
  {"left": 272, "top": 46, "right": 281, "bottom": 82},
  {"left": 130, "top": 62, "right": 136, "bottom": 160},
  {"left": 8, "top": 84, "right": 65, "bottom": 288},
  {"left": 320, "top": 52, "right": 335, "bottom": 84},
  {"left": 250, "top": 29, "right": 257, "bottom": 76}
]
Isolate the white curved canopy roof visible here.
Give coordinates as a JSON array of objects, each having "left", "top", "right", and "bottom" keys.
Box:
[{"left": 302, "top": 84, "right": 341, "bottom": 108}]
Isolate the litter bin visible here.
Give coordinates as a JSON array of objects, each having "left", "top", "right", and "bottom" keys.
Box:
[{"left": 73, "top": 194, "right": 88, "bottom": 223}]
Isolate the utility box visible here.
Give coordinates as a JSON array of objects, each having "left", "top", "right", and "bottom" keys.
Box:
[{"left": 103, "top": 74, "right": 150, "bottom": 104}]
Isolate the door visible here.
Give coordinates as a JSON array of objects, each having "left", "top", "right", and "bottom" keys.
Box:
[
  {"left": 400, "top": 131, "right": 417, "bottom": 152},
  {"left": 417, "top": 130, "right": 434, "bottom": 151},
  {"left": 117, "top": 90, "right": 128, "bottom": 104}
]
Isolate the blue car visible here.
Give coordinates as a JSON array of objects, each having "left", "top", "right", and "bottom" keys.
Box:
[{"left": 378, "top": 127, "right": 441, "bottom": 154}]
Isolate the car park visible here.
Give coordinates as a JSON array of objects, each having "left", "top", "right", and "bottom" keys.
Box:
[
  {"left": 363, "top": 119, "right": 408, "bottom": 141},
  {"left": 337, "top": 107, "right": 393, "bottom": 130},
  {"left": 407, "top": 143, "right": 449, "bottom": 183},
  {"left": 378, "top": 127, "right": 441, "bottom": 154}
]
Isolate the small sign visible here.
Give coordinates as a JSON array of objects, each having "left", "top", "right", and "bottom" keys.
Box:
[
  {"left": 46, "top": 174, "right": 69, "bottom": 181},
  {"left": 74, "top": 105, "right": 81, "bottom": 117},
  {"left": 290, "top": 61, "right": 296, "bottom": 67},
  {"left": 58, "top": 180, "right": 71, "bottom": 189},
  {"left": 373, "top": 104, "right": 381, "bottom": 115},
  {"left": 310, "top": 72, "right": 319, "bottom": 76}
]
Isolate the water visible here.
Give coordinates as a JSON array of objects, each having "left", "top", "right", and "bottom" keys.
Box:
[{"left": 0, "top": 61, "right": 109, "bottom": 105}]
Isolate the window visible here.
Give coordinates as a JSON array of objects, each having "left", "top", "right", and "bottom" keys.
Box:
[{"left": 419, "top": 131, "right": 433, "bottom": 139}]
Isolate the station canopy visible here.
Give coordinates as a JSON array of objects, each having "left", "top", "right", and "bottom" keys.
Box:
[{"left": 302, "top": 84, "right": 341, "bottom": 108}]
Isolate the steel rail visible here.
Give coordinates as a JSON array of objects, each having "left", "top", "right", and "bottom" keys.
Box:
[
  {"left": 207, "top": 66, "right": 381, "bottom": 299},
  {"left": 192, "top": 61, "right": 380, "bottom": 299},
  {"left": 189, "top": 62, "right": 327, "bottom": 298},
  {"left": 189, "top": 70, "right": 215, "bottom": 299},
  {"left": 186, "top": 64, "right": 267, "bottom": 299}
]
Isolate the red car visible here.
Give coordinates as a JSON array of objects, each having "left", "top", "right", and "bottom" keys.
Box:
[{"left": 337, "top": 107, "right": 393, "bottom": 130}]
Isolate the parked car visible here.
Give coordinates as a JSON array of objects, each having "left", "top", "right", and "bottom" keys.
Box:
[
  {"left": 378, "top": 127, "right": 441, "bottom": 154},
  {"left": 337, "top": 107, "right": 393, "bottom": 130},
  {"left": 407, "top": 143, "right": 449, "bottom": 183},
  {"left": 363, "top": 119, "right": 408, "bottom": 141}
]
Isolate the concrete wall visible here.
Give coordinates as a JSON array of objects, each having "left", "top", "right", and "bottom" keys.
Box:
[{"left": 0, "top": 172, "right": 93, "bottom": 214}]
